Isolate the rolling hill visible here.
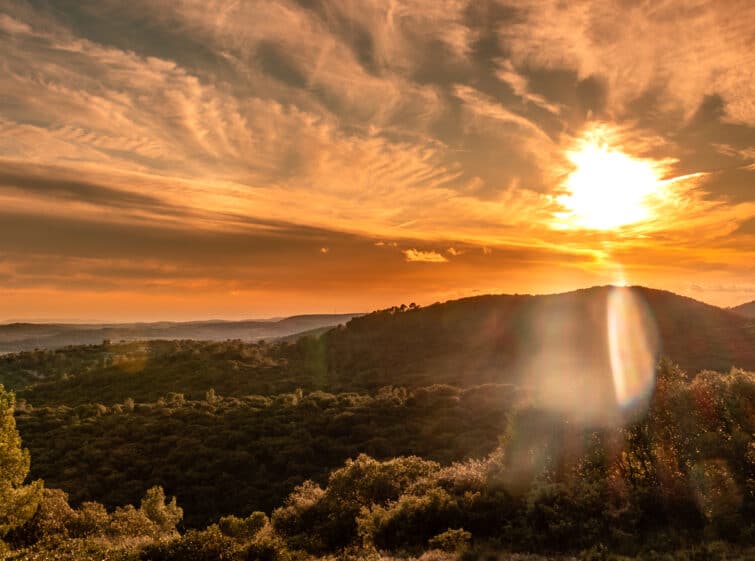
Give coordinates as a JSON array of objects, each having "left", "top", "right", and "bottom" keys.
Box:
[
  {"left": 3, "top": 285, "right": 755, "bottom": 532},
  {"left": 5, "top": 285, "right": 754, "bottom": 409},
  {"left": 323, "top": 285, "right": 755, "bottom": 390}
]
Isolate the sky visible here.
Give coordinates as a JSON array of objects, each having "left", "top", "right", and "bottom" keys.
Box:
[{"left": 0, "top": 0, "right": 754, "bottom": 321}]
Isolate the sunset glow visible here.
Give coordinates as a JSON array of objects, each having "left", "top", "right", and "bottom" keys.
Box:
[
  {"left": 0, "top": 1, "right": 753, "bottom": 319},
  {"left": 2, "top": 5, "right": 755, "bottom": 560}
]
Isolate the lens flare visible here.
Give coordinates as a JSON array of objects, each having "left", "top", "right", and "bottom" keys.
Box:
[{"left": 607, "top": 287, "right": 660, "bottom": 410}]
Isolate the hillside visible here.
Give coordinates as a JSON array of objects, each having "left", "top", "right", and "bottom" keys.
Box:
[
  {"left": 0, "top": 313, "right": 360, "bottom": 353},
  {"left": 5, "top": 286, "right": 755, "bottom": 409},
  {"left": 324, "top": 285, "right": 755, "bottom": 388},
  {"left": 0, "top": 286, "right": 754, "bottom": 557},
  {"left": 732, "top": 300, "right": 755, "bottom": 318}
]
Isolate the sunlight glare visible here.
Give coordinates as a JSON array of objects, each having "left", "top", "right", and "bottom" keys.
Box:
[{"left": 557, "top": 133, "right": 667, "bottom": 230}]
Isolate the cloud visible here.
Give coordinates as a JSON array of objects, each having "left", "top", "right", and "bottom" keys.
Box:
[
  {"left": 0, "top": 162, "right": 166, "bottom": 210},
  {"left": 0, "top": 0, "right": 752, "bottom": 316},
  {"left": 499, "top": 0, "right": 755, "bottom": 125},
  {"left": 402, "top": 249, "right": 448, "bottom": 263},
  {"left": 0, "top": 13, "right": 31, "bottom": 35},
  {"left": 453, "top": 84, "right": 553, "bottom": 142},
  {"left": 496, "top": 59, "right": 561, "bottom": 115}
]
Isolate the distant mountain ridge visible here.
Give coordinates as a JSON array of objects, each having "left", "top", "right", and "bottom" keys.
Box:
[
  {"left": 732, "top": 300, "right": 755, "bottom": 318},
  {"left": 0, "top": 314, "right": 361, "bottom": 352}
]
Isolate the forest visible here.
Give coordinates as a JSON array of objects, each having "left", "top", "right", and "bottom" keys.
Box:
[{"left": 1, "top": 288, "right": 754, "bottom": 560}]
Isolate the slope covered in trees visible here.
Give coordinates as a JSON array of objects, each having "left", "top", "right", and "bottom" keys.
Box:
[
  {"left": 0, "top": 364, "right": 753, "bottom": 560},
  {"left": 0, "top": 287, "right": 754, "bottom": 559},
  {"left": 323, "top": 286, "right": 755, "bottom": 391},
  {"left": 8, "top": 287, "right": 755, "bottom": 409}
]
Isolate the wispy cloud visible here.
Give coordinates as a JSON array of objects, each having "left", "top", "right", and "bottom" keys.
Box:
[
  {"left": 496, "top": 59, "right": 561, "bottom": 115},
  {"left": 499, "top": 0, "right": 755, "bottom": 125},
  {"left": 0, "top": 0, "right": 752, "bottom": 316},
  {"left": 453, "top": 84, "right": 553, "bottom": 143}
]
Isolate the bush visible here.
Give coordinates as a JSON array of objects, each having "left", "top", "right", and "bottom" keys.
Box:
[
  {"left": 70, "top": 502, "right": 109, "bottom": 538},
  {"left": 7, "top": 488, "right": 75, "bottom": 545},
  {"left": 140, "top": 525, "right": 240, "bottom": 561},
  {"left": 108, "top": 506, "right": 158, "bottom": 539},
  {"left": 244, "top": 524, "right": 297, "bottom": 561},
  {"left": 273, "top": 455, "right": 438, "bottom": 552},
  {"left": 219, "top": 512, "right": 268, "bottom": 542},
  {"left": 139, "top": 487, "right": 183, "bottom": 535},
  {"left": 428, "top": 528, "right": 472, "bottom": 552}
]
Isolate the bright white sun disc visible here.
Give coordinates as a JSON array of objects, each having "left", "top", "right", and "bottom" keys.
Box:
[{"left": 557, "top": 141, "right": 666, "bottom": 230}]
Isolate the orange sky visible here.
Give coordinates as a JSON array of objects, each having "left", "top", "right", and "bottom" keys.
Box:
[{"left": 0, "top": 1, "right": 754, "bottom": 321}]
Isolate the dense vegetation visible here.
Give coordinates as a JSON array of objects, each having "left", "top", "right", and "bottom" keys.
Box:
[
  {"left": 8, "top": 288, "right": 755, "bottom": 406},
  {"left": 1, "top": 360, "right": 753, "bottom": 560},
  {"left": 17, "top": 383, "right": 513, "bottom": 527},
  {"left": 1, "top": 288, "right": 754, "bottom": 559},
  {"left": 323, "top": 287, "right": 755, "bottom": 383}
]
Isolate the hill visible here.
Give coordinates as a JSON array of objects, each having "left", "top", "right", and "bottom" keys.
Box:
[
  {"left": 1, "top": 285, "right": 754, "bottom": 554},
  {"left": 4, "top": 286, "right": 755, "bottom": 408},
  {"left": 732, "top": 300, "right": 755, "bottom": 318},
  {"left": 324, "top": 285, "right": 755, "bottom": 388},
  {"left": 0, "top": 314, "right": 360, "bottom": 353}
]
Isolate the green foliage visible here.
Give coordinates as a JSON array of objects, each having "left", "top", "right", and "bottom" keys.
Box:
[
  {"left": 70, "top": 502, "right": 109, "bottom": 538},
  {"left": 16, "top": 384, "right": 510, "bottom": 526},
  {"left": 0, "top": 322, "right": 754, "bottom": 561},
  {"left": 0, "top": 385, "right": 42, "bottom": 537},
  {"left": 106, "top": 486, "right": 181, "bottom": 540},
  {"left": 4, "top": 486, "right": 182, "bottom": 561},
  {"left": 9, "top": 341, "right": 299, "bottom": 407},
  {"left": 273, "top": 454, "right": 438, "bottom": 552},
  {"left": 7, "top": 488, "right": 75, "bottom": 545},
  {"left": 244, "top": 524, "right": 298, "bottom": 561},
  {"left": 139, "top": 520, "right": 298, "bottom": 561},
  {"left": 3, "top": 538, "right": 141, "bottom": 561}
]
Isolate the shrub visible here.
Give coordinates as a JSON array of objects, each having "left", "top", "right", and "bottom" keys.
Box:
[
  {"left": 219, "top": 512, "right": 268, "bottom": 542},
  {"left": 140, "top": 525, "right": 240, "bottom": 561},
  {"left": 428, "top": 528, "right": 472, "bottom": 552},
  {"left": 70, "top": 502, "right": 110, "bottom": 538}
]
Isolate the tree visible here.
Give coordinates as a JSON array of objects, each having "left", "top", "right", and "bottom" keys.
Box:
[
  {"left": 140, "top": 485, "right": 183, "bottom": 535},
  {"left": 0, "top": 384, "right": 43, "bottom": 537}
]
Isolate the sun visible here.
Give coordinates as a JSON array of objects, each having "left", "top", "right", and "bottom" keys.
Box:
[{"left": 555, "top": 135, "right": 667, "bottom": 230}]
